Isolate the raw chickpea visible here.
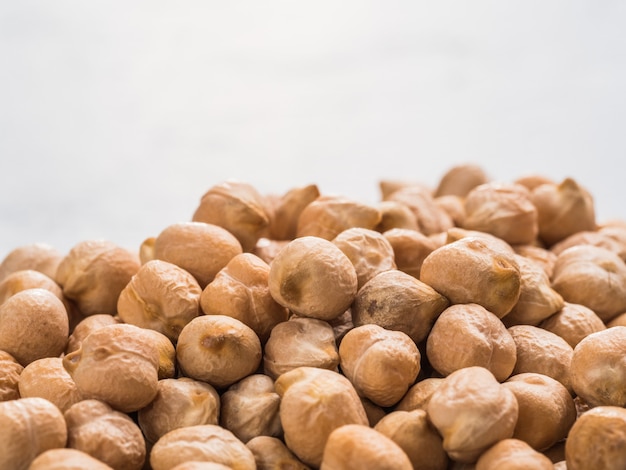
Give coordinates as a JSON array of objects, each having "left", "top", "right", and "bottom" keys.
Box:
[
  {"left": 246, "top": 436, "right": 311, "bottom": 470},
  {"left": 444, "top": 227, "right": 516, "bottom": 255},
  {"left": 117, "top": 259, "right": 202, "bottom": 342},
  {"left": 55, "top": 239, "right": 140, "bottom": 316},
  {"left": 0, "top": 349, "right": 23, "bottom": 401},
  {"left": 570, "top": 326, "right": 626, "bottom": 407},
  {"left": 200, "top": 253, "right": 289, "bottom": 343},
  {"left": 434, "top": 194, "right": 466, "bottom": 226},
  {"left": 539, "top": 302, "right": 606, "bottom": 348},
  {"left": 320, "top": 424, "right": 413, "bottom": 470},
  {"left": 565, "top": 406, "right": 626, "bottom": 470},
  {"left": 475, "top": 439, "right": 554, "bottom": 470},
  {"left": 374, "top": 200, "right": 419, "bottom": 232},
  {"left": 0, "top": 269, "right": 64, "bottom": 305},
  {"left": 0, "top": 288, "right": 69, "bottom": 366},
  {"left": 608, "top": 311, "right": 626, "bottom": 327},
  {"left": 426, "top": 303, "right": 517, "bottom": 382},
  {"left": 138, "top": 377, "right": 220, "bottom": 445},
  {"left": 513, "top": 244, "right": 557, "bottom": 278},
  {"left": 434, "top": 163, "right": 489, "bottom": 198},
  {"left": 252, "top": 238, "right": 290, "bottom": 265},
  {"left": 150, "top": 424, "right": 256, "bottom": 470},
  {"left": 379, "top": 179, "right": 431, "bottom": 200},
  {"left": 192, "top": 180, "right": 270, "bottom": 252},
  {"left": 598, "top": 223, "right": 626, "bottom": 260},
  {"left": 268, "top": 236, "right": 358, "bottom": 321},
  {"left": 502, "top": 373, "right": 576, "bottom": 450},
  {"left": 551, "top": 244, "right": 626, "bottom": 322},
  {"left": 63, "top": 323, "right": 160, "bottom": 413},
  {"left": 328, "top": 308, "right": 354, "bottom": 344},
  {"left": 385, "top": 185, "right": 454, "bottom": 235},
  {"left": 296, "top": 195, "right": 382, "bottom": 240},
  {"left": 274, "top": 366, "right": 369, "bottom": 467},
  {"left": 263, "top": 316, "right": 339, "bottom": 379},
  {"left": 427, "top": 366, "right": 519, "bottom": 464},
  {"left": 0, "top": 242, "right": 62, "bottom": 282},
  {"left": 462, "top": 182, "right": 538, "bottom": 245},
  {"left": 531, "top": 177, "right": 596, "bottom": 246},
  {"left": 360, "top": 396, "right": 387, "bottom": 426},
  {"left": 19, "top": 357, "right": 82, "bottom": 413},
  {"left": 551, "top": 229, "right": 626, "bottom": 260},
  {"left": 508, "top": 325, "right": 573, "bottom": 394},
  {"left": 176, "top": 314, "right": 262, "bottom": 389},
  {"left": 267, "top": 183, "right": 320, "bottom": 240},
  {"left": 332, "top": 227, "right": 396, "bottom": 289},
  {"left": 139, "top": 236, "right": 156, "bottom": 264},
  {"left": 170, "top": 463, "right": 233, "bottom": 470},
  {"left": 382, "top": 228, "right": 437, "bottom": 279},
  {"left": 338, "top": 324, "right": 421, "bottom": 407},
  {"left": 394, "top": 377, "right": 444, "bottom": 412},
  {"left": 374, "top": 409, "right": 449, "bottom": 470},
  {"left": 220, "top": 374, "right": 282, "bottom": 443},
  {"left": 29, "top": 448, "right": 114, "bottom": 470},
  {"left": 65, "top": 399, "right": 146, "bottom": 470},
  {"left": 420, "top": 237, "right": 522, "bottom": 319},
  {"left": 514, "top": 174, "right": 555, "bottom": 191},
  {"left": 0, "top": 397, "right": 67, "bottom": 470},
  {"left": 153, "top": 222, "right": 243, "bottom": 288},
  {"left": 136, "top": 327, "right": 177, "bottom": 380},
  {"left": 65, "top": 313, "right": 119, "bottom": 354},
  {"left": 352, "top": 269, "right": 449, "bottom": 344}
]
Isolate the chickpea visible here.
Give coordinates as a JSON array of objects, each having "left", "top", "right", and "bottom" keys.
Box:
[
  {"left": 513, "top": 244, "right": 557, "bottom": 278},
  {"left": 29, "top": 448, "right": 114, "bottom": 470},
  {"left": 266, "top": 183, "right": 320, "bottom": 240},
  {"left": 18, "top": 357, "right": 82, "bottom": 413},
  {"left": 374, "top": 200, "right": 419, "bottom": 232},
  {"left": 382, "top": 228, "right": 437, "bottom": 279},
  {"left": 475, "top": 439, "right": 554, "bottom": 470},
  {"left": 0, "top": 242, "right": 62, "bottom": 282},
  {"left": 263, "top": 316, "right": 339, "bottom": 379},
  {"left": 539, "top": 302, "right": 606, "bottom": 348},
  {"left": 150, "top": 424, "right": 256, "bottom": 470},
  {"left": 0, "top": 269, "right": 64, "bottom": 306},
  {"left": 339, "top": 324, "right": 421, "bottom": 407},
  {"left": 55, "top": 239, "right": 140, "bottom": 316},
  {"left": 268, "top": 236, "right": 358, "bottom": 321},
  {"left": 200, "top": 253, "right": 289, "bottom": 343},
  {"left": 170, "top": 463, "right": 233, "bottom": 470},
  {"left": 385, "top": 185, "right": 454, "bottom": 235},
  {"left": 139, "top": 236, "right": 156, "bottom": 264},
  {"left": 394, "top": 377, "right": 444, "bottom": 412},
  {"left": 435, "top": 194, "right": 466, "bottom": 226},
  {"left": 426, "top": 303, "right": 517, "bottom": 382},
  {"left": 565, "top": 406, "right": 626, "bottom": 470},
  {"left": 117, "top": 259, "right": 202, "bottom": 342},
  {"left": 176, "top": 314, "right": 262, "bottom": 389},
  {"left": 0, "top": 349, "right": 23, "bottom": 401},
  {"left": 65, "top": 399, "right": 146, "bottom": 470},
  {"left": 0, "top": 397, "right": 67, "bottom": 470},
  {"left": 434, "top": 163, "right": 489, "bottom": 198},
  {"left": 379, "top": 179, "right": 431, "bottom": 200},
  {"left": 138, "top": 377, "right": 220, "bottom": 445},
  {"left": 252, "top": 238, "right": 290, "bottom": 265},
  {"left": 65, "top": 313, "right": 119, "bottom": 354},
  {"left": 246, "top": 436, "right": 311, "bottom": 470},
  {"left": 274, "top": 366, "right": 369, "bottom": 467},
  {"left": 551, "top": 230, "right": 626, "bottom": 260},
  {"left": 153, "top": 221, "right": 243, "bottom": 288},
  {"left": 0, "top": 288, "right": 69, "bottom": 366}
]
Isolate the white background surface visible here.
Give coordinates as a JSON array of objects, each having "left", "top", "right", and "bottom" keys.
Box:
[{"left": 1, "top": 1, "right": 625, "bottom": 260}]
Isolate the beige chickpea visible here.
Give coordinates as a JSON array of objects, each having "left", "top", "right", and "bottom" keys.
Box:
[
  {"left": 513, "top": 244, "right": 557, "bottom": 278},
  {"left": 598, "top": 223, "right": 626, "bottom": 260},
  {"left": 63, "top": 323, "right": 160, "bottom": 413},
  {"left": 153, "top": 222, "right": 243, "bottom": 288},
  {"left": 352, "top": 269, "right": 449, "bottom": 344},
  {"left": 531, "top": 177, "right": 596, "bottom": 246},
  {"left": 420, "top": 237, "right": 522, "bottom": 318},
  {"left": 382, "top": 228, "right": 437, "bottom": 279},
  {"left": 19, "top": 357, "right": 82, "bottom": 413},
  {"left": 320, "top": 424, "right": 413, "bottom": 470},
  {"left": 374, "top": 200, "right": 420, "bottom": 232},
  {"left": 65, "top": 399, "right": 146, "bottom": 470},
  {"left": 360, "top": 396, "right": 387, "bottom": 426},
  {"left": 539, "top": 302, "right": 606, "bottom": 348},
  {"left": 565, "top": 406, "right": 626, "bottom": 470},
  {"left": 608, "top": 311, "right": 626, "bottom": 327},
  {"left": 394, "top": 377, "right": 444, "bottom": 412},
  {"left": 332, "top": 227, "right": 397, "bottom": 289},
  {"left": 55, "top": 239, "right": 140, "bottom": 316},
  {"left": 462, "top": 182, "right": 538, "bottom": 245},
  {"left": 138, "top": 377, "right": 220, "bottom": 445},
  {"left": 508, "top": 325, "right": 573, "bottom": 394},
  {"left": 267, "top": 183, "right": 320, "bottom": 240},
  {"left": 192, "top": 180, "right": 270, "bottom": 252},
  {"left": 570, "top": 326, "right": 626, "bottom": 407},
  {"left": 379, "top": 179, "right": 432, "bottom": 200},
  {"left": 29, "top": 448, "right": 114, "bottom": 470},
  {"left": 220, "top": 374, "right": 282, "bottom": 443},
  {"left": 150, "top": 424, "right": 256, "bottom": 470},
  {"left": 0, "top": 242, "right": 62, "bottom": 282},
  {"left": 503, "top": 373, "right": 576, "bottom": 450},
  {"left": 435, "top": 194, "right": 466, "bottom": 226},
  {"left": 274, "top": 366, "right": 369, "bottom": 467},
  {"left": 264, "top": 316, "right": 339, "bottom": 379},
  {"left": 0, "top": 349, "right": 23, "bottom": 401},
  {"left": 475, "top": 439, "right": 554, "bottom": 470},
  {"left": 0, "top": 269, "right": 64, "bottom": 305},
  {"left": 551, "top": 229, "right": 626, "bottom": 260},
  {"left": 0, "top": 288, "right": 69, "bottom": 366},
  {"left": 65, "top": 313, "right": 119, "bottom": 354},
  {"left": 252, "top": 238, "right": 290, "bottom": 265},
  {"left": 374, "top": 409, "right": 449, "bottom": 470},
  {"left": 136, "top": 327, "right": 177, "bottom": 380},
  {"left": 268, "top": 236, "right": 358, "bottom": 321},
  {"left": 296, "top": 195, "right": 382, "bottom": 240},
  {"left": 246, "top": 436, "right": 311, "bottom": 470},
  {"left": 176, "top": 314, "right": 261, "bottom": 389},
  {"left": 339, "top": 324, "right": 421, "bottom": 407},
  {"left": 139, "top": 236, "right": 156, "bottom": 264},
  {"left": 551, "top": 244, "right": 626, "bottom": 322},
  {"left": 427, "top": 366, "right": 519, "bottom": 464},
  {"left": 170, "top": 464, "right": 233, "bottom": 470},
  {"left": 385, "top": 185, "right": 454, "bottom": 235},
  {"left": 0, "top": 397, "right": 67, "bottom": 470},
  {"left": 434, "top": 163, "right": 489, "bottom": 198},
  {"left": 514, "top": 174, "right": 555, "bottom": 191},
  {"left": 200, "top": 253, "right": 289, "bottom": 343},
  {"left": 426, "top": 303, "right": 517, "bottom": 382},
  {"left": 117, "top": 259, "right": 202, "bottom": 342}
]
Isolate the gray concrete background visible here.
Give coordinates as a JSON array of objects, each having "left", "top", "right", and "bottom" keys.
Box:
[{"left": 1, "top": 1, "right": 625, "bottom": 260}]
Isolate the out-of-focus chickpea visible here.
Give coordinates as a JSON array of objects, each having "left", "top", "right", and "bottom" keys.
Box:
[
  {"left": 246, "top": 436, "right": 311, "bottom": 470},
  {"left": 29, "top": 448, "right": 114, "bottom": 470},
  {"left": 394, "top": 377, "right": 444, "bottom": 412},
  {"left": 385, "top": 185, "right": 454, "bottom": 236},
  {"left": 374, "top": 200, "right": 419, "bottom": 232},
  {"left": 434, "top": 164, "right": 489, "bottom": 198},
  {"left": 434, "top": 194, "right": 466, "bottom": 226},
  {"left": 0, "top": 243, "right": 63, "bottom": 283},
  {"left": 382, "top": 228, "right": 438, "bottom": 279},
  {"left": 539, "top": 302, "right": 606, "bottom": 348},
  {"left": 475, "top": 439, "right": 554, "bottom": 470},
  {"left": 551, "top": 230, "right": 626, "bottom": 260},
  {"left": 266, "top": 183, "right": 320, "bottom": 240},
  {"left": 252, "top": 238, "right": 290, "bottom": 265},
  {"left": 18, "top": 357, "right": 82, "bottom": 413},
  {"left": 0, "top": 350, "right": 23, "bottom": 401},
  {"left": 513, "top": 244, "right": 557, "bottom": 278}
]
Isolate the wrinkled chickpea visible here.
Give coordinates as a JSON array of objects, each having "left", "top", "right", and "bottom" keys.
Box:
[
  {"left": 394, "top": 377, "right": 444, "bottom": 412},
  {"left": 539, "top": 302, "right": 606, "bottom": 348},
  {"left": 246, "top": 436, "right": 310, "bottom": 470},
  {"left": 374, "top": 200, "right": 419, "bottom": 232},
  {"left": 0, "top": 349, "right": 23, "bottom": 401},
  {"left": 18, "top": 357, "right": 82, "bottom": 413},
  {"left": 266, "top": 183, "right": 320, "bottom": 240},
  {"left": 382, "top": 228, "right": 437, "bottom": 279},
  {"left": 0, "top": 269, "right": 64, "bottom": 306},
  {"left": 434, "top": 163, "right": 490, "bottom": 198},
  {"left": 0, "top": 242, "right": 63, "bottom": 282},
  {"left": 475, "top": 438, "right": 554, "bottom": 470},
  {"left": 385, "top": 185, "right": 454, "bottom": 235},
  {"left": 29, "top": 448, "right": 114, "bottom": 470},
  {"left": 65, "top": 313, "right": 119, "bottom": 354}
]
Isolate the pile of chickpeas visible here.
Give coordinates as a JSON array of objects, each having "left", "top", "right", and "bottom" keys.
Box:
[{"left": 2, "top": 164, "right": 626, "bottom": 470}]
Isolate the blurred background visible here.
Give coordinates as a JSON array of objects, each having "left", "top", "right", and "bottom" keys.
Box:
[{"left": 1, "top": 1, "right": 625, "bottom": 260}]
